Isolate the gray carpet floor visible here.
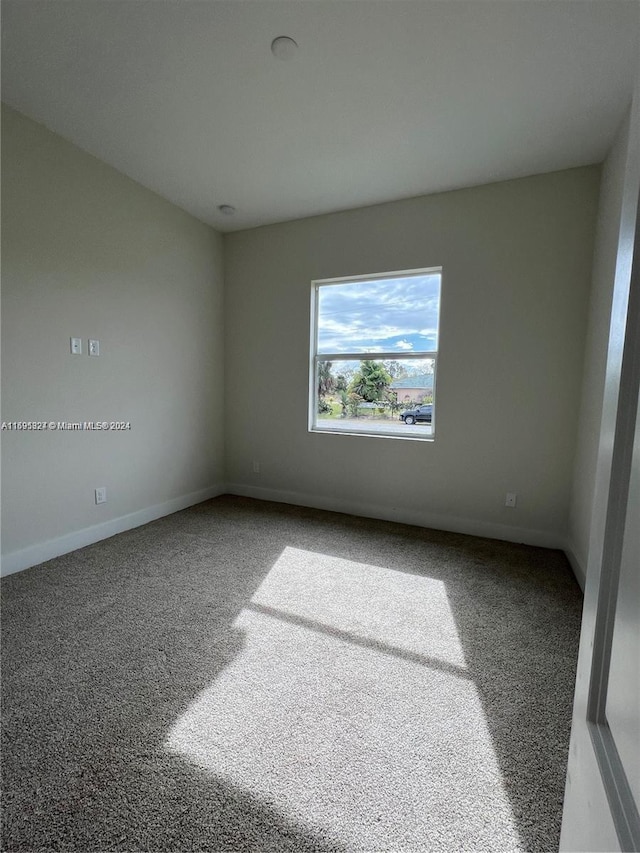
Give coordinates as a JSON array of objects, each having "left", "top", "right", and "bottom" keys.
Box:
[{"left": 1, "top": 495, "right": 583, "bottom": 853}]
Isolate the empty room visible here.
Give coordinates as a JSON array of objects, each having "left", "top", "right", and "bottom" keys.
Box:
[{"left": 1, "top": 1, "right": 639, "bottom": 851}]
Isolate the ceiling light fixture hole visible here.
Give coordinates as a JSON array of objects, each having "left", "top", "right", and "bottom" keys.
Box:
[{"left": 271, "top": 36, "right": 298, "bottom": 60}]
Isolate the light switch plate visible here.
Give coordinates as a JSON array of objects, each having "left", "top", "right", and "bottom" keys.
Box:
[{"left": 70, "top": 337, "right": 82, "bottom": 355}]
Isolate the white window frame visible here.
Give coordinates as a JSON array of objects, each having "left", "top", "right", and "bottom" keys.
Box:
[{"left": 309, "top": 266, "right": 442, "bottom": 441}]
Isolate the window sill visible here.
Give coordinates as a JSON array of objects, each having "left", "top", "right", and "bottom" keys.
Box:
[{"left": 309, "top": 423, "right": 435, "bottom": 441}]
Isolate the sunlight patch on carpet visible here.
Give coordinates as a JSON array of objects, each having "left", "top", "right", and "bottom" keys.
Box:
[{"left": 165, "top": 547, "right": 523, "bottom": 851}]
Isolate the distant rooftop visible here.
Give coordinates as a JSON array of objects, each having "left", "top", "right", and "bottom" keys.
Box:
[{"left": 390, "top": 374, "right": 434, "bottom": 390}]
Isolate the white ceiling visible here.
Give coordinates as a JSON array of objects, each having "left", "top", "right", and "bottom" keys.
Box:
[{"left": 2, "top": 0, "right": 638, "bottom": 232}]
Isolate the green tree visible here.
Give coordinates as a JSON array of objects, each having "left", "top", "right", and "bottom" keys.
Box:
[
  {"left": 383, "top": 360, "right": 409, "bottom": 381},
  {"left": 335, "top": 374, "right": 348, "bottom": 392},
  {"left": 346, "top": 392, "right": 363, "bottom": 417},
  {"left": 385, "top": 389, "right": 403, "bottom": 415},
  {"left": 317, "top": 361, "right": 335, "bottom": 397},
  {"left": 349, "top": 360, "right": 392, "bottom": 402}
]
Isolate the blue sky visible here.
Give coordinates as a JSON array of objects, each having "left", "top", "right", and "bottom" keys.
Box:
[{"left": 317, "top": 274, "right": 440, "bottom": 354}]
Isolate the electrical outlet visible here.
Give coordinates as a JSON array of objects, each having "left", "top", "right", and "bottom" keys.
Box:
[
  {"left": 252, "top": 461, "right": 260, "bottom": 474},
  {"left": 505, "top": 492, "right": 517, "bottom": 508},
  {"left": 95, "top": 487, "right": 107, "bottom": 505},
  {"left": 88, "top": 339, "right": 100, "bottom": 357}
]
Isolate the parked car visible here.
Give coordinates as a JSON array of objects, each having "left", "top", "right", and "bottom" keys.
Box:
[{"left": 399, "top": 404, "right": 433, "bottom": 425}]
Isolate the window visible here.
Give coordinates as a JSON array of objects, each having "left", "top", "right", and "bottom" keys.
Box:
[{"left": 309, "top": 267, "right": 442, "bottom": 439}]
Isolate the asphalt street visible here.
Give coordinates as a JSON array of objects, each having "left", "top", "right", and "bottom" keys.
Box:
[{"left": 316, "top": 417, "right": 433, "bottom": 437}]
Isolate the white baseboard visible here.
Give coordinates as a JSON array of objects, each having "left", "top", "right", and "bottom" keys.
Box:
[
  {"left": 0, "top": 484, "right": 226, "bottom": 577},
  {"left": 563, "top": 539, "right": 587, "bottom": 591},
  {"left": 3, "top": 482, "right": 579, "bottom": 580},
  {"left": 226, "top": 482, "right": 567, "bottom": 551}
]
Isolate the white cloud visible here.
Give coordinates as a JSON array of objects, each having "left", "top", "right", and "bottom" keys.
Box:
[{"left": 317, "top": 276, "right": 441, "bottom": 353}]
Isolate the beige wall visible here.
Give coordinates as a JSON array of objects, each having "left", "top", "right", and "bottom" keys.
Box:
[
  {"left": 0, "top": 106, "right": 604, "bottom": 564},
  {"left": 566, "top": 112, "right": 631, "bottom": 588},
  {"left": 224, "top": 167, "right": 600, "bottom": 546},
  {"left": 1, "top": 105, "right": 225, "bottom": 562}
]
